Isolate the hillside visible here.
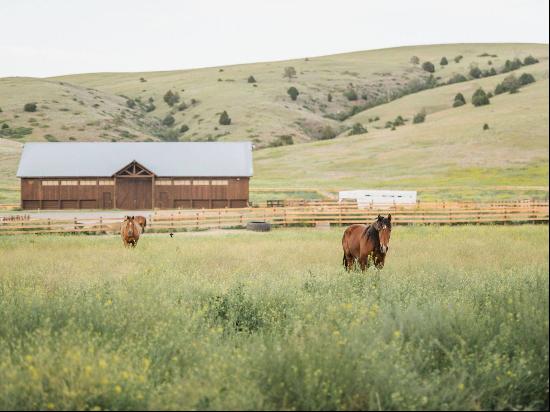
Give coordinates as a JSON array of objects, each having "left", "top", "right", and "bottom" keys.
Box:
[{"left": 0, "top": 43, "right": 548, "bottom": 203}]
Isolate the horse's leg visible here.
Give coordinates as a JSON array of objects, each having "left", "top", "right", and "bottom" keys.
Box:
[
  {"left": 345, "top": 255, "right": 355, "bottom": 271},
  {"left": 358, "top": 254, "right": 368, "bottom": 272},
  {"left": 375, "top": 254, "right": 386, "bottom": 269}
]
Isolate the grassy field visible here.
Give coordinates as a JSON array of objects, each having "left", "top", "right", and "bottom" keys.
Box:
[
  {"left": 0, "top": 43, "right": 548, "bottom": 203},
  {"left": 0, "top": 226, "right": 548, "bottom": 410}
]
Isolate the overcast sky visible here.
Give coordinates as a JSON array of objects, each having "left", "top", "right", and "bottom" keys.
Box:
[{"left": 0, "top": 0, "right": 548, "bottom": 78}]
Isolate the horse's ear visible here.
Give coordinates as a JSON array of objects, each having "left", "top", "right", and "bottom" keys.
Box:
[
  {"left": 377, "top": 214, "right": 383, "bottom": 221},
  {"left": 387, "top": 214, "right": 392, "bottom": 222}
]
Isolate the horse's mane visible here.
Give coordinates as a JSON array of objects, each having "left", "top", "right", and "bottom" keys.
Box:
[{"left": 363, "top": 223, "right": 380, "bottom": 246}]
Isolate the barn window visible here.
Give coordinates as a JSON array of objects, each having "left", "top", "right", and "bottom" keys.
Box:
[
  {"left": 98, "top": 179, "right": 114, "bottom": 185},
  {"left": 60, "top": 180, "right": 78, "bottom": 186},
  {"left": 42, "top": 180, "right": 59, "bottom": 186},
  {"left": 80, "top": 180, "right": 96, "bottom": 186},
  {"left": 155, "top": 179, "right": 172, "bottom": 186},
  {"left": 173, "top": 180, "right": 191, "bottom": 185},
  {"left": 211, "top": 180, "right": 229, "bottom": 186},
  {"left": 193, "top": 180, "right": 210, "bottom": 186}
]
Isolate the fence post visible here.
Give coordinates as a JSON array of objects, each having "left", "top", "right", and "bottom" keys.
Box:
[
  {"left": 74, "top": 217, "right": 78, "bottom": 232},
  {"left": 47, "top": 218, "right": 51, "bottom": 232},
  {"left": 218, "top": 210, "right": 221, "bottom": 229},
  {"left": 99, "top": 217, "right": 103, "bottom": 232}
]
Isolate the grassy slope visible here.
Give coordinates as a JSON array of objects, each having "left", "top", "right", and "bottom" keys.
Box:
[
  {"left": 0, "top": 43, "right": 548, "bottom": 203},
  {"left": 254, "top": 78, "right": 549, "bottom": 200},
  {"left": 0, "top": 226, "right": 548, "bottom": 410}
]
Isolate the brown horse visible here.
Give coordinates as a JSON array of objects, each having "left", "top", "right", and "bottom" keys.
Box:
[
  {"left": 121, "top": 216, "right": 142, "bottom": 247},
  {"left": 134, "top": 216, "right": 147, "bottom": 233},
  {"left": 342, "top": 214, "right": 392, "bottom": 271}
]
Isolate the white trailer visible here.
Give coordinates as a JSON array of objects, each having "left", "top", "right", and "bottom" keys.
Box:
[{"left": 338, "top": 190, "right": 417, "bottom": 208}]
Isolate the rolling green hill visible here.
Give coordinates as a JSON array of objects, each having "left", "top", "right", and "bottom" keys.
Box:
[{"left": 0, "top": 43, "right": 548, "bottom": 203}]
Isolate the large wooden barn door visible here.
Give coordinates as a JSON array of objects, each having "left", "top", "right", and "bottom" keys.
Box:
[{"left": 114, "top": 162, "right": 154, "bottom": 209}]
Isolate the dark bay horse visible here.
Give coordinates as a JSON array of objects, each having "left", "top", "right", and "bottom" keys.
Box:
[
  {"left": 121, "top": 216, "right": 142, "bottom": 247},
  {"left": 342, "top": 214, "right": 392, "bottom": 271}
]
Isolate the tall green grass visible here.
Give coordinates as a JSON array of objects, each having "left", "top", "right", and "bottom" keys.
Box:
[{"left": 0, "top": 225, "right": 548, "bottom": 410}]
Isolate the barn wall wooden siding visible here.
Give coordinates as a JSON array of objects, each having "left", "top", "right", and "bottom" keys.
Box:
[{"left": 21, "top": 177, "right": 249, "bottom": 210}]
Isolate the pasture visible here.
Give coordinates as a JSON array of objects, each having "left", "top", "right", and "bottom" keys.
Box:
[{"left": 0, "top": 225, "right": 548, "bottom": 410}]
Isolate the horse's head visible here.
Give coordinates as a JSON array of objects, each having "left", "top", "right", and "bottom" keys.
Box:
[
  {"left": 125, "top": 216, "right": 135, "bottom": 236},
  {"left": 376, "top": 214, "right": 392, "bottom": 254}
]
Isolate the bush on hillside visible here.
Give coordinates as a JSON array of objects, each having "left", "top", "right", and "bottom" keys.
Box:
[
  {"left": 23, "top": 103, "right": 37, "bottom": 112},
  {"left": 413, "top": 110, "right": 426, "bottom": 124},
  {"left": 327, "top": 93, "right": 332, "bottom": 102},
  {"left": 269, "top": 134, "right": 294, "bottom": 147},
  {"left": 502, "top": 58, "right": 523, "bottom": 73},
  {"left": 483, "top": 123, "right": 490, "bottom": 130},
  {"left": 2, "top": 123, "right": 9, "bottom": 129},
  {"left": 247, "top": 75, "right": 257, "bottom": 83},
  {"left": 180, "top": 124, "right": 189, "bottom": 134},
  {"left": 163, "top": 90, "right": 180, "bottom": 107},
  {"left": 177, "top": 102, "right": 188, "bottom": 111},
  {"left": 523, "top": 55, "right": 539, "bottom": 65},
  {"left": 440, "top": 57, "right": 448, "bottom": 66},
  {"left": 494, "top": 75, "right": 521, "bottom": 95},
  {"left": 454, "top": 55, "right": 463, "bottom": 63},
  {"left": 518, "top": 73, "right": 536, "bottom": 86},
  {"left": 319, "top": 125, "right": 337, "bottom": 140},
  {"left": 287, "top": 87, "right": 299, "bottom": 101},
  {"left": 471, "top": 88, "right": 490, "bottom": 106},
  {"left": 162, "top": 114, "right": 175, "bottom": 127},
  {"left": 422, "top": 61, "right": 435, "bottom": 73},
  {"left": 126, "top": 99, "right": 136, "bottom": 109},
  {"left": 410, "top": 56, "right": 420, "bottom": 65},
  {"left": 343, "top": 88, "right": 358, "bottom": 101},
  {"left": 219, "top": 110, "right": 231, "bottom": 125},
  {"left": 348, "top": 123, "right": 367, "bottom": 136},
  {"left": 393, "top": 115, "right": 405, "bottom": 126},
  {"left": 447, "top": 74, "right": 468, "bottom": 84},
  {"left": 469, "top": 65, "right": 482, "bottom": 79}
]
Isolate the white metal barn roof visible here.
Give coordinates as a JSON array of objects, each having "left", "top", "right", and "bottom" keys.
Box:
[{"left": 17, "top": 142, "right": 254, "bottom": 178}]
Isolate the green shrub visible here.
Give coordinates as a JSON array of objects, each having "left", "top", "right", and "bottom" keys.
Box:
[
  {"left": 327, "top": 93, "right": 332, "bottom": 102},
  {"left": 447, "top": 74, "right": 468, "bottom": 84},
  {"left": 454, "top": 55, "right": 463, "bottom": 63},
  {"left": 502, "top": 58, "right": 523, "bottom": 73},
  {"left": 421, "top": 61, "right": 435, "bottom": 73},
  {"left": 518, "top": 73, "right": 536, "bottom": 86},
  {"left": 219, "top": 111, "right": 231, "bottom": 125},
  {"left": 410, "top": 56, "right": 420, "bottom": 65},
  {"left": 523, "top": 55, "right": 539, "bottom": 65},
  {"left": 126, "top": 99, "right": 136, "bottom": 109},
  {"left": 44, "top": 134, "right": 58, "bottom": 142},
  {"left": 494, "top": 75, "right": 521, "bottom": 95},
  {"left": 144, "top": 103, "right": 156, "bottom": 112},
  {"left": 471, "top": 88, "right": 490, "bottom": 106},
  {"left": 469, "top": 65, "right": 482, "bottom": 79},
  {"left": 247, "top": 76, "right": 256, "bottom": 83},
  {"left": 393, "top": 115, "right": 405, "bottom": 126},
  {"left": 269, "top": 135, "right": 294, "bottom": 147},
  {"left": 1, "top": 123, "right": 9, "bottom": 129},
  {"left": 348, "top": 123, "right": 367, "bottom": 136},
  {"left": 23, "top": 103, "right": 37, "bottom": 112},
  {"left": 177, "top": 102, "right": 188, "bottom": 111},
  {"left": 287, "top": 87, "right": 299, "bottom": 101},
  {"left": 413, "top": 110, "right": 426, "bottom": 124},
  {"left": 343, "top": 88, "right": 358, "bottom": 101},
  {"left": 483, "top": 123, "right": 490, "bottom": 130},
  {"left": 163, "top": 90, "right": 180, "bottom": 107},
  {"left": 162, "top": 114, "right": 175, "bottom": 127},
  {"left": 156, "top": 128, "right": 179, "bottom": 141},
  {"left": 440, "top": 57, "right": 448, "bottom": 66},
  {"left": 179, "top": 124, "right": 189, "bottom": 134},
  {"left": 139, "top": 77, "right": 147, "bottom": 82},
  {"left": 319, "top": 125, "right": 337, "bottom": 140}
]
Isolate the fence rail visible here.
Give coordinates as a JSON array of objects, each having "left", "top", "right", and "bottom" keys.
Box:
[{"left": 0, "top": 200, "right": 547, "bottom": 236}]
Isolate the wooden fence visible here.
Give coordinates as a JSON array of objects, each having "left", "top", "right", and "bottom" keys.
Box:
[{"left": 0, "top": 200, "right": 547, "bottom": 236}]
